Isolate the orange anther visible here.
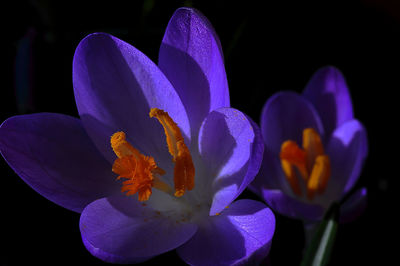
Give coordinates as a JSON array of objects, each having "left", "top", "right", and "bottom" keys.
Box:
[
  {"left": 110, "top": 108, "right": 196, "bottom": 201},
  {"left": 150, "top": 108, "right": 195, "bottom": 197},
  {"left": 280, "top": 140, "right": 308, "bottom": 181},
  {"left": 307, "top": 155, "right": 331, "bottom": 200},
  {"left": 280, "top": 128, "right": 331, "bottom": 200},
  {"left": 281, "top": 159, "right": 302, "bottom": 196},
  {"left": 303, "top": 128, "right": 325, "bottom": 172}
]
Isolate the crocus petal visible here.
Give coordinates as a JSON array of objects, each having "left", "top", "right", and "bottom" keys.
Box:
[
  {"left": 159, "top": 7, "right": 229, "bottom": 140},
  {"left": 340, "top": 187, "right": 367, "bottom": 223},
  {"left": 261, "top": 189, "right": 325, "bottom": 221},
  {"left": 73, "top": 33, "right": 190, "bottom": 164},
  {"left": 250, "top": 146, "right": 299, "bottom": 199},
  {"left": 261, "top": 91, "right": 324, "bottom": 155},
  {"left": 81, "top": 236, "right": 152, "bottom": 265},
  {"left": 80, "top": 195, "right": 198, "bottom": 264},
  {"left": 303, "top": 66, "right": 354, "bottom": 136},
  {"left": 326, "top": 119, "right": 368, "bottom": 199},
  {"left": 198, "top": 108, "right": 264, "bottom": 216},
  {"left": 0, "top": 113, "right": 118, "bottom": 213},
  {"left": 251, "top": 148, "right": 325, "bottom": 220},
  {"left": 177, "top": 199, "right": 275, "bottom": 266}
]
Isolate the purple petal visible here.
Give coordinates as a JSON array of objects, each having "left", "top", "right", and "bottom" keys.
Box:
[
  {"left": 251, "top": 149, "right": 325, "bottom": 221},
  {"left": 326, "top": 119, "right": 368, "bottom": 198},
  {"left": 261, "top": 189, "right": 325, "bottom": 221},
  {"left": 249, "top": 147, "right": 294, "bottom": 196},
  {"left": 177, "top": 199, "right": 275, "bottom": 266},
  {"left": 303, "top": 66, "right": 354, "bottom": 136},
  {"left": 340, "top": 187, "right": 367, "bottom": 223},
  {"left": 80, "top": 195, "right": 198, "bottom": 264},
  {"left": 198, "top": 108, "right": 264, "bottom": 216},
  {"left": 159, "top": 7, "right": 230, "bottom": 139},
  {"left": 81, "top": 236, "right": 152, "bottom": 264},
  {"left": 0, "top": 113, "right": 118, "bottom": 213},
  {"left": 73, "top": 33, "right": 190, "bottom": 164},
  {"left": 261, "top": 91, "right": 324, "bottom": 155}
]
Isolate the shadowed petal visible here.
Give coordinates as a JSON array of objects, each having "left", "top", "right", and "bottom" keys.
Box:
[
  {"left": 251, "top": 147, "right": 325, "bottom": 220},
  {"left": 249, "top": 147, "right": 295, "bottom": 196},
  {"left": 159, "top": 7, "right": 229, "bottom": 140},
  {"left": 326, "top": 119, "right": 368, "bottom": 199},
  {"left": 0, "top": 113, "right": 118, "bottom": 213},
  {"left": 177, "top": 199, "right": 275, "bottom": 266},
  {"left": 261, "top": 189, "right": 325, "bottom": 221},
  {"left": 80, "top": 195, "right": 198, "bottom": 264},
  {"left": 340, "top": 187, "right": 367, "bottom": 223},
  {"left": 73, "top": 33, "right": 190, "bottom": 164},
  {"left": 198, "top": 108, "right": 264, "bottom": 216},
  {"left": 81, "top": 236, "right": 152, "bottom": 265},
  {"left": 261, "top": 91, "right": 324, "bottom": 155},
  {"left": 303, "top": 66, "right": 354, "bottom": 136}
]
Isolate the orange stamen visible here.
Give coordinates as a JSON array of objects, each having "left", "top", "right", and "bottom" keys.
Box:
[
  {"left": 150, "top": 108, "right": 195, "bottom": 197},
  {"left": 280, "top": 140, "right": 309, "bottom": 182},
  {"left": 307, "top": 155, "right": 331, "bottom": 200},
  {"left": 111, "top": 131, "right": 142, "bottom": 159},
  {"left": 303, "top": 128, "right": 325, "bottom": 172},
  {"left": 281, "top": 159, "right": 302, "bottom": 196},
  {"left": 279, "top": 128, "right": 331, "bottom": 200},
  {"left": 110, "top": 108, "right": 195, "bottom": 201}
]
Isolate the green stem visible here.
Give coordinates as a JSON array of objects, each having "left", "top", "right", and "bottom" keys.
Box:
[{"left": 300, "top": 203, "right": 339, "bottom": 266}]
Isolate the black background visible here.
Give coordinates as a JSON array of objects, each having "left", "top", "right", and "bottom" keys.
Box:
[{"left": 2, "top": 0, "right": 397, "bottom": 265}]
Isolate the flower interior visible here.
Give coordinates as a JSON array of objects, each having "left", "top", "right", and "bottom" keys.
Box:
[
  {"left": 279, "top": 128, "right": 331, "bottom": 200},
  {"left": 111, "top": 108, "right": 195, "bottom": 201}
]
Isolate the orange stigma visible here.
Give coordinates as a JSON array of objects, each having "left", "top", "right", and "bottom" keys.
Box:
[
  {"left": 110, "top": 108, "right": 195, "bottom": 201},
  {"left": 279, "top": 128, "right": 331, "bottom": 200}
]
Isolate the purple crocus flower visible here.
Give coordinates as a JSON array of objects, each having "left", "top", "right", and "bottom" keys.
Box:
[
  {"left": 0, "top": 8, "right": 275, "bottom": 265},
  {"left": 250, "top": 66, "right": 368, "bottom": 222}
]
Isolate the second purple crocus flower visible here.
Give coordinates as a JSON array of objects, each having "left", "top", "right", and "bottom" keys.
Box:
[
  {"left": 0, "top": 8, "right": 275, "bottom": 265},
  {"left": 250, "top": 66, "right": 368, "bottom": 222}
]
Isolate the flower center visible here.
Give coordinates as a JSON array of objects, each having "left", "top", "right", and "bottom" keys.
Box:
[
  {"left": 110, "top": 108, "right": 195, "bottom": 201},
  {"left": 279, "top": 128, "right": 331, "bottom": 200}
]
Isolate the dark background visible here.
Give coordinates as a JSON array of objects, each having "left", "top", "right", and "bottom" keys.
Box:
[{"left": 2, "top": 0, "right": 397, "bottom": 265}]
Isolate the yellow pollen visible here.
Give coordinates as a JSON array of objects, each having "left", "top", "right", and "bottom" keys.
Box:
[
  {"left": 110, "top": 108, "right": 195, "bottom": 201},
  {"left": 279, "top": 128, "right": 331, "bottom": 200},
  {"left": 150, "top": 108, "right": 195, "bottom": 197}
]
